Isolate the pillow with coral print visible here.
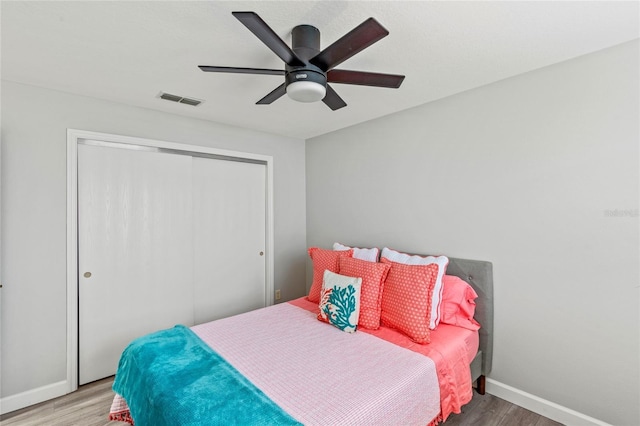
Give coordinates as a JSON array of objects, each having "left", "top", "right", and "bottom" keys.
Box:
[{"left": 318, "top": 270, "right": 362, "bottom": 333}]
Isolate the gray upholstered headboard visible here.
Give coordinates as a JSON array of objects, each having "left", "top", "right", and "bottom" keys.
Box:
[{"left": 445, "top": 258, "right": 494, "bottom": 378}]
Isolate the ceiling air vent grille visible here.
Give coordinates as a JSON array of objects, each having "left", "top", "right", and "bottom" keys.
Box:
[{"left": 158, "top": 92, "right": 203, "bottom": 106}]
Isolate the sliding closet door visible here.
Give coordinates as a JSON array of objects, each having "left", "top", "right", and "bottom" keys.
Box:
[
  {"left": 192, "top": 158, "right": 266, "bottom": 324},
  {"left": 78, "top": 143, "right": 194, "bottom": 385}
]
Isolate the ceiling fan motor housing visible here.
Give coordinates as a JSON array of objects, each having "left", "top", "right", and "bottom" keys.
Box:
[
  {"left": 287, "top": 24, "right": 326, "bottom": 88},
  {"left": 285, "top": 24, "right": 327, "bottom": 101}
]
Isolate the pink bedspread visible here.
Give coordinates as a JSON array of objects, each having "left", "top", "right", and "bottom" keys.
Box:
[
  {"left": 111, "top": 298, "right": 477, "bottom": 424},
  {"left": 193, "top": 302, "right": 440, "bottom": 425},
  {"left": 290, "top": 297, "right": 478, "bottom": 422}
]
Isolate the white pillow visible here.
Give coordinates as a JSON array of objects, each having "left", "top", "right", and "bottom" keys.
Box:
[
  {"left": 333, "top": 242, "right": 379, "bottom": 262},
  {"left": 380, "top": 247, "right": 449, "bottom": 330},
  {"left": 318, "top": 270, "right": 362, "bottom": 333}
]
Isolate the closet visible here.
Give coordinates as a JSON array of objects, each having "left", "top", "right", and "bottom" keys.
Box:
[{"left": 77, "top": 140, "right": 267, "bottom": 384}]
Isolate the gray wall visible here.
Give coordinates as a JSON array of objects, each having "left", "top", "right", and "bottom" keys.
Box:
[
  {"left": 306, "top": 40, "right": 639, "bottom": 425},
  {"left": 0, "top": 81, "right": 308, "bottom": 398}
]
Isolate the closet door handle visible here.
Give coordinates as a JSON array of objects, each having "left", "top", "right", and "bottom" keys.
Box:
[
  {"left": 83, "top": 272, "right": 92, "bottom": 278},
  {"left": 259, "top": 252, "right": 264, "bottom": 256}
]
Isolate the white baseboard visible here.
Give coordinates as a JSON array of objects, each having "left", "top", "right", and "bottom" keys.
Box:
[
  {"left": 0, "top": 380, "right": 70, "bottom": 415},
  {"left": 486, "top": 378, "right": 611, "bottom": 426}
]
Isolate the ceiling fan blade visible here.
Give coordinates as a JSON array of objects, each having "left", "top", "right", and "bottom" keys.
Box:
[
  {"left": 199, "top": 65, "right": 284, "bottom": 76},
  {"left": 322, "top": 85, "right": 347, "bottom": 111},
  {"left": 256, "top": 83, "right": 287, "bottom": 105},
  {"left": 327, "top": 69, "right": 405, "bottom": 88},
  {"left": 310, "top": 18, "right": 389, "bottom": 72},
  {"left": 232, "top": 12, "right": 305, "bottom": 67}
]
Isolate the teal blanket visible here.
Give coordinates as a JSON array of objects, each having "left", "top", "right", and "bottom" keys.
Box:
[{"left": 112, "top": 325, "right": 301, "bottom": 426}]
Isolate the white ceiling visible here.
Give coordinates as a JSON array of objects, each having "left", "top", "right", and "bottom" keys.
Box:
[{"left": 2, "top": 1, "right": 638, "bottom": 140}]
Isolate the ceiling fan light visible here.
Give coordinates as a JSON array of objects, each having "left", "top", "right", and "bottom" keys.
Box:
[{"left": 286, "top": 81, "right": 326, "bottom": 103}]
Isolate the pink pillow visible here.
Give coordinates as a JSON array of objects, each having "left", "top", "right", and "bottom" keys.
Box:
[
  {"left": 441, "top": 275, "right": 481, "bottom": 331},
  {"left": 307, "top": 247, "right": 353, "bottom": 303},
  {"left": 339, "top": 256, "right": 391, "bottom": 330},
  {"left": 380, "top": 247, "right": 448, "bottom": 330},
  {"left": 380, "top": 258, "right": 438, "bottom": 344}
]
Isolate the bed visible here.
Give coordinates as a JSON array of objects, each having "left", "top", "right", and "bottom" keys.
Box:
[{"left": 109, "top": 253, "right": 493, "bottom": 425}]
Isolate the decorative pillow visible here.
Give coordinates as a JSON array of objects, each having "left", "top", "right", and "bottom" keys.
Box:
[
  {"left": 381, "top": 247, "right": 449, "bottom": 329},
  {"left": 339, "top": 256, "right": 390, "bottom": 330},
  {"left": 333, "top": 242, "right": 379, "bottom": 262},
  {"left": 380, "top": 258, "right": 438, "bottom": 344},
  {"left": 318, "top": 270, "right": 362, "bottom": 333},
  {"left": 441, "top": 275, "right": 481, "bottom": 331},
  {"left": 307, "top": 247, "right": 353, "bottom": 303}
]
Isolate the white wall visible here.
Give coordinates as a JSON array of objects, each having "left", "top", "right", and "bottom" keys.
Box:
[
  {"left": 306, "top": 40, "right": 639, "bottom": 426},
  {"left": 0, "top": 81, "right": 307, "bottom": 405}
]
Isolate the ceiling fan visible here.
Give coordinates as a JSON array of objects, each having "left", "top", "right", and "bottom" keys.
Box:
[{"left": 198, "top": 12, "right": 405, "bottom": 111}]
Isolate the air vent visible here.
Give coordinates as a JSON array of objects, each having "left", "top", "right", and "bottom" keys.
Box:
[
  {"left": 158, "top": 92, "right": 203, "bottom": 106},
  {"left": 178, "top": 97, "right": 202, "bottom": 107}
]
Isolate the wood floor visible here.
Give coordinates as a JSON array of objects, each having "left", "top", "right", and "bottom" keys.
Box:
[
  {"left": 0, "top": 378, "right": 127, "bottom": 426},
  {"left": 0, "top": 377, "right": 563, "bottom": 426},
  {"left": 445, "top": 389, "right": 563, "bottom": 426}
]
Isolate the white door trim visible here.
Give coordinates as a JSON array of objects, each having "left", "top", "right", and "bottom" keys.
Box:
[{"left": 66, "top": 128, "right": 274, "bottom": 393}]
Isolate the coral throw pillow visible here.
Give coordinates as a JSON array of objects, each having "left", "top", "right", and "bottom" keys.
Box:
[
  {"left": 307, "top": 247, "right": 353, "bottom": 303},
  {"left": 380, "top": 258, "right": 438, "bottom": 344},
  {"left": 381, "top": 247, "right": 449, "bottom": 330},
  {"left": 339, "top": 256, "right": 390, "bottom": 330},
  {"left": 318, "top": 270, "right": 362, "bottom": 333}
]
